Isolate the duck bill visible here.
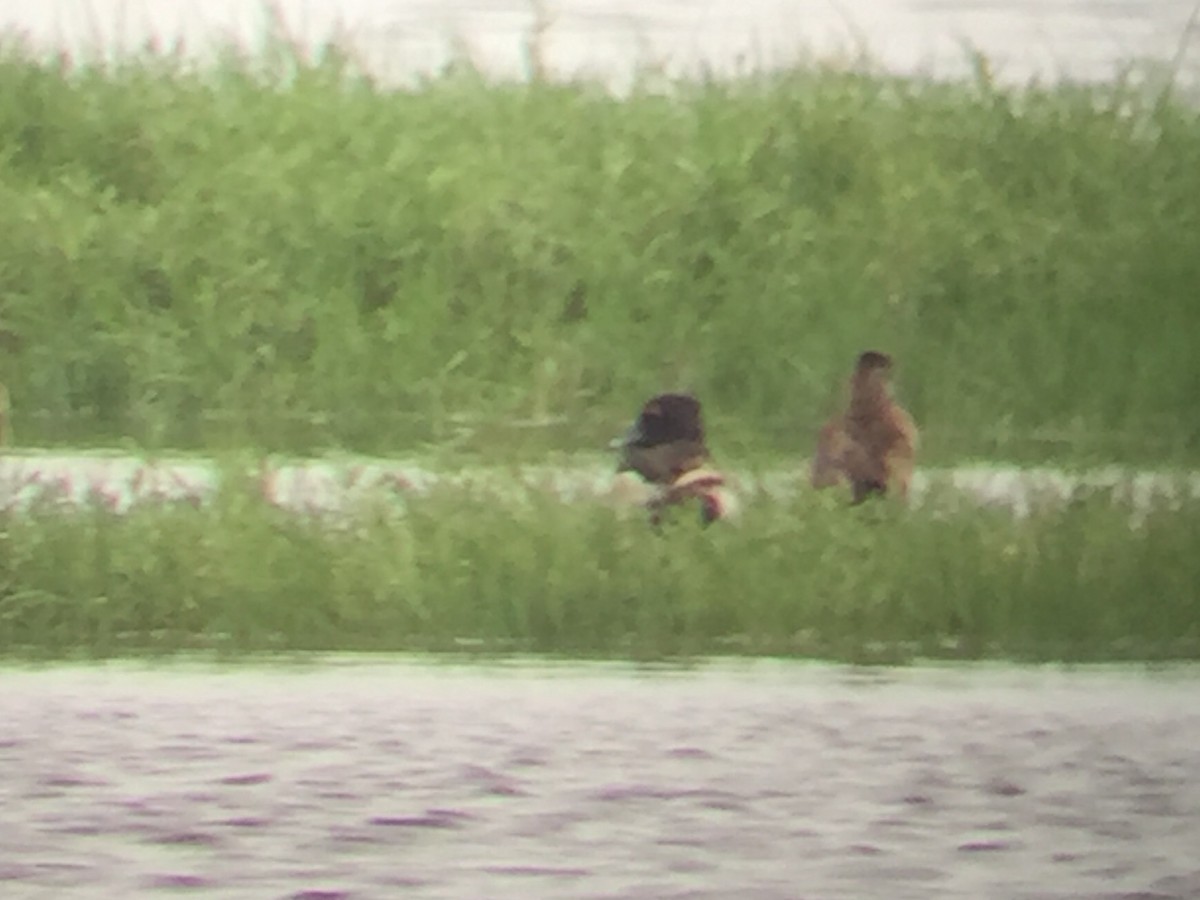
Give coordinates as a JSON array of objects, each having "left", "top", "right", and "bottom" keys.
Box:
[
  {"left": 609, "top": 420, "right": 645, "bottom": 452},
  {"left": 610, "top": 420, "right": 646, "bottom": 472}
]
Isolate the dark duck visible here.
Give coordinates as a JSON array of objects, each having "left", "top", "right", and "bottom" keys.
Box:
[{"left": 612, "top": 392, "right": 738, "bottom": 526}]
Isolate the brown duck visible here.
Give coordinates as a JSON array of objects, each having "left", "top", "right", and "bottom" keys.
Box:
[{"left": 811, "top": 351, "right": 918, "bottom": 504}]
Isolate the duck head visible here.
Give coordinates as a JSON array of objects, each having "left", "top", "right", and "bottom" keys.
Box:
[
  {"left": 612, "top": 393, "right": 709, "bottom": 485},
  {"left": 856, "top": 350, "right": 893, "bottom": 373},
  {"left": 611, "top": 393, "right": 737, "bottom": 525}
]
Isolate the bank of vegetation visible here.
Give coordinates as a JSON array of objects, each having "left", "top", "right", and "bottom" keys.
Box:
[
  {"left": 2, "top": 476, "right": 1197, "bottom": 661},
  {"left": 0, "top": 41, "right": 1197, "bottom": 464},
  {"left": 2, "top": 35, "right": 1198, "bottom": 663}
]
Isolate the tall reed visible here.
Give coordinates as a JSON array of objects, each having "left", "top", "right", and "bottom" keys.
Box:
[{"left": 0, "top": 45, "right": 1197, "bottom": 463}]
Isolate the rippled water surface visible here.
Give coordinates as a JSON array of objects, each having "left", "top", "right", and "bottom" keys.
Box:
[{"left": 3, "top": 660, "right": 1200, "bottom": 899}]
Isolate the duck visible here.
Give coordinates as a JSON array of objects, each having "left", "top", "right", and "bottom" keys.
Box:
[
  {"left": 611, "top": 392, "right": 737, "bottom": 526},
  {"left": 810, "top": 351, "right": 918, "bottom": 504}
]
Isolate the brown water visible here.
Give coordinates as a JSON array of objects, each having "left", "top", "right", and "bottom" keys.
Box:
[
  {"left": 3, "top": 659, "right": 1199, "bottom": 899},
  {"left": 1, "top": 0, "right": 1197, "bottom": 92}
]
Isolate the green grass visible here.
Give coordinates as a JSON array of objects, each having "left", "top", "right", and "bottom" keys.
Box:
[
  {"left": 0, "top": 42, "right": 1198, "bottom": 464},
  {"left": 2, "top": 478, "right": 1197, "bottom": 662}
]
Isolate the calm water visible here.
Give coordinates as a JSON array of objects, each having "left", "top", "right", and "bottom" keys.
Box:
[
  {"left": 0, "top": 0, "right": 1197, "bottom": 91},
  {"left": 3, "top": 660, "right": 1200, "bottom": 899}
]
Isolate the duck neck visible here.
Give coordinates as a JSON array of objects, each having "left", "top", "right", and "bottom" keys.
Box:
[{"left": 848, "top": 372, "right": 891, "bottom": 420}]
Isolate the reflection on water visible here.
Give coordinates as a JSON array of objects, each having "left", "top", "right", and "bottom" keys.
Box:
[
  {"left": 0, "top": 0, "right": 1197, "bottom": 91},
  {"left": 3, "top": 659, "right": 1199, "bottom": 898}
]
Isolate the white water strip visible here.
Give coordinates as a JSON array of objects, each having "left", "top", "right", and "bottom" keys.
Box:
[
  {"left": 0, "top": 0, "right": 1197, "bottom": 93},
  {"left": 1, "top": 452, "right": 1197, "bottom": 519}
]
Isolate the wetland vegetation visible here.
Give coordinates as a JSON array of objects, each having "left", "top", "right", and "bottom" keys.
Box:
[
  {"left": 1, "top": 35, "right": 1198, "bottom": 660},
  {"left": 0, "top": 40, "right": 1197, "bottom": 464}
]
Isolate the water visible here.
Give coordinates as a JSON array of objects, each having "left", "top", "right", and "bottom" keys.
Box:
[
  {"left": 0, "top": 0, "right": 1197, "bottom": 92},
  {"left": 3, "top": 660, "right": 1199, "bottom": 899},
  {"left": 3, "top": 451, "right": 1200, "bottom": 520}
]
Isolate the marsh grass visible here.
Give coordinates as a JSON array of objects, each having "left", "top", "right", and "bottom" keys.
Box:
[
  {"left": 2, "top": 480, "right": 1197, "bottom": 662},
  {"left": 0, "top": 40, "right": 1198, "bottom": 463}
]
